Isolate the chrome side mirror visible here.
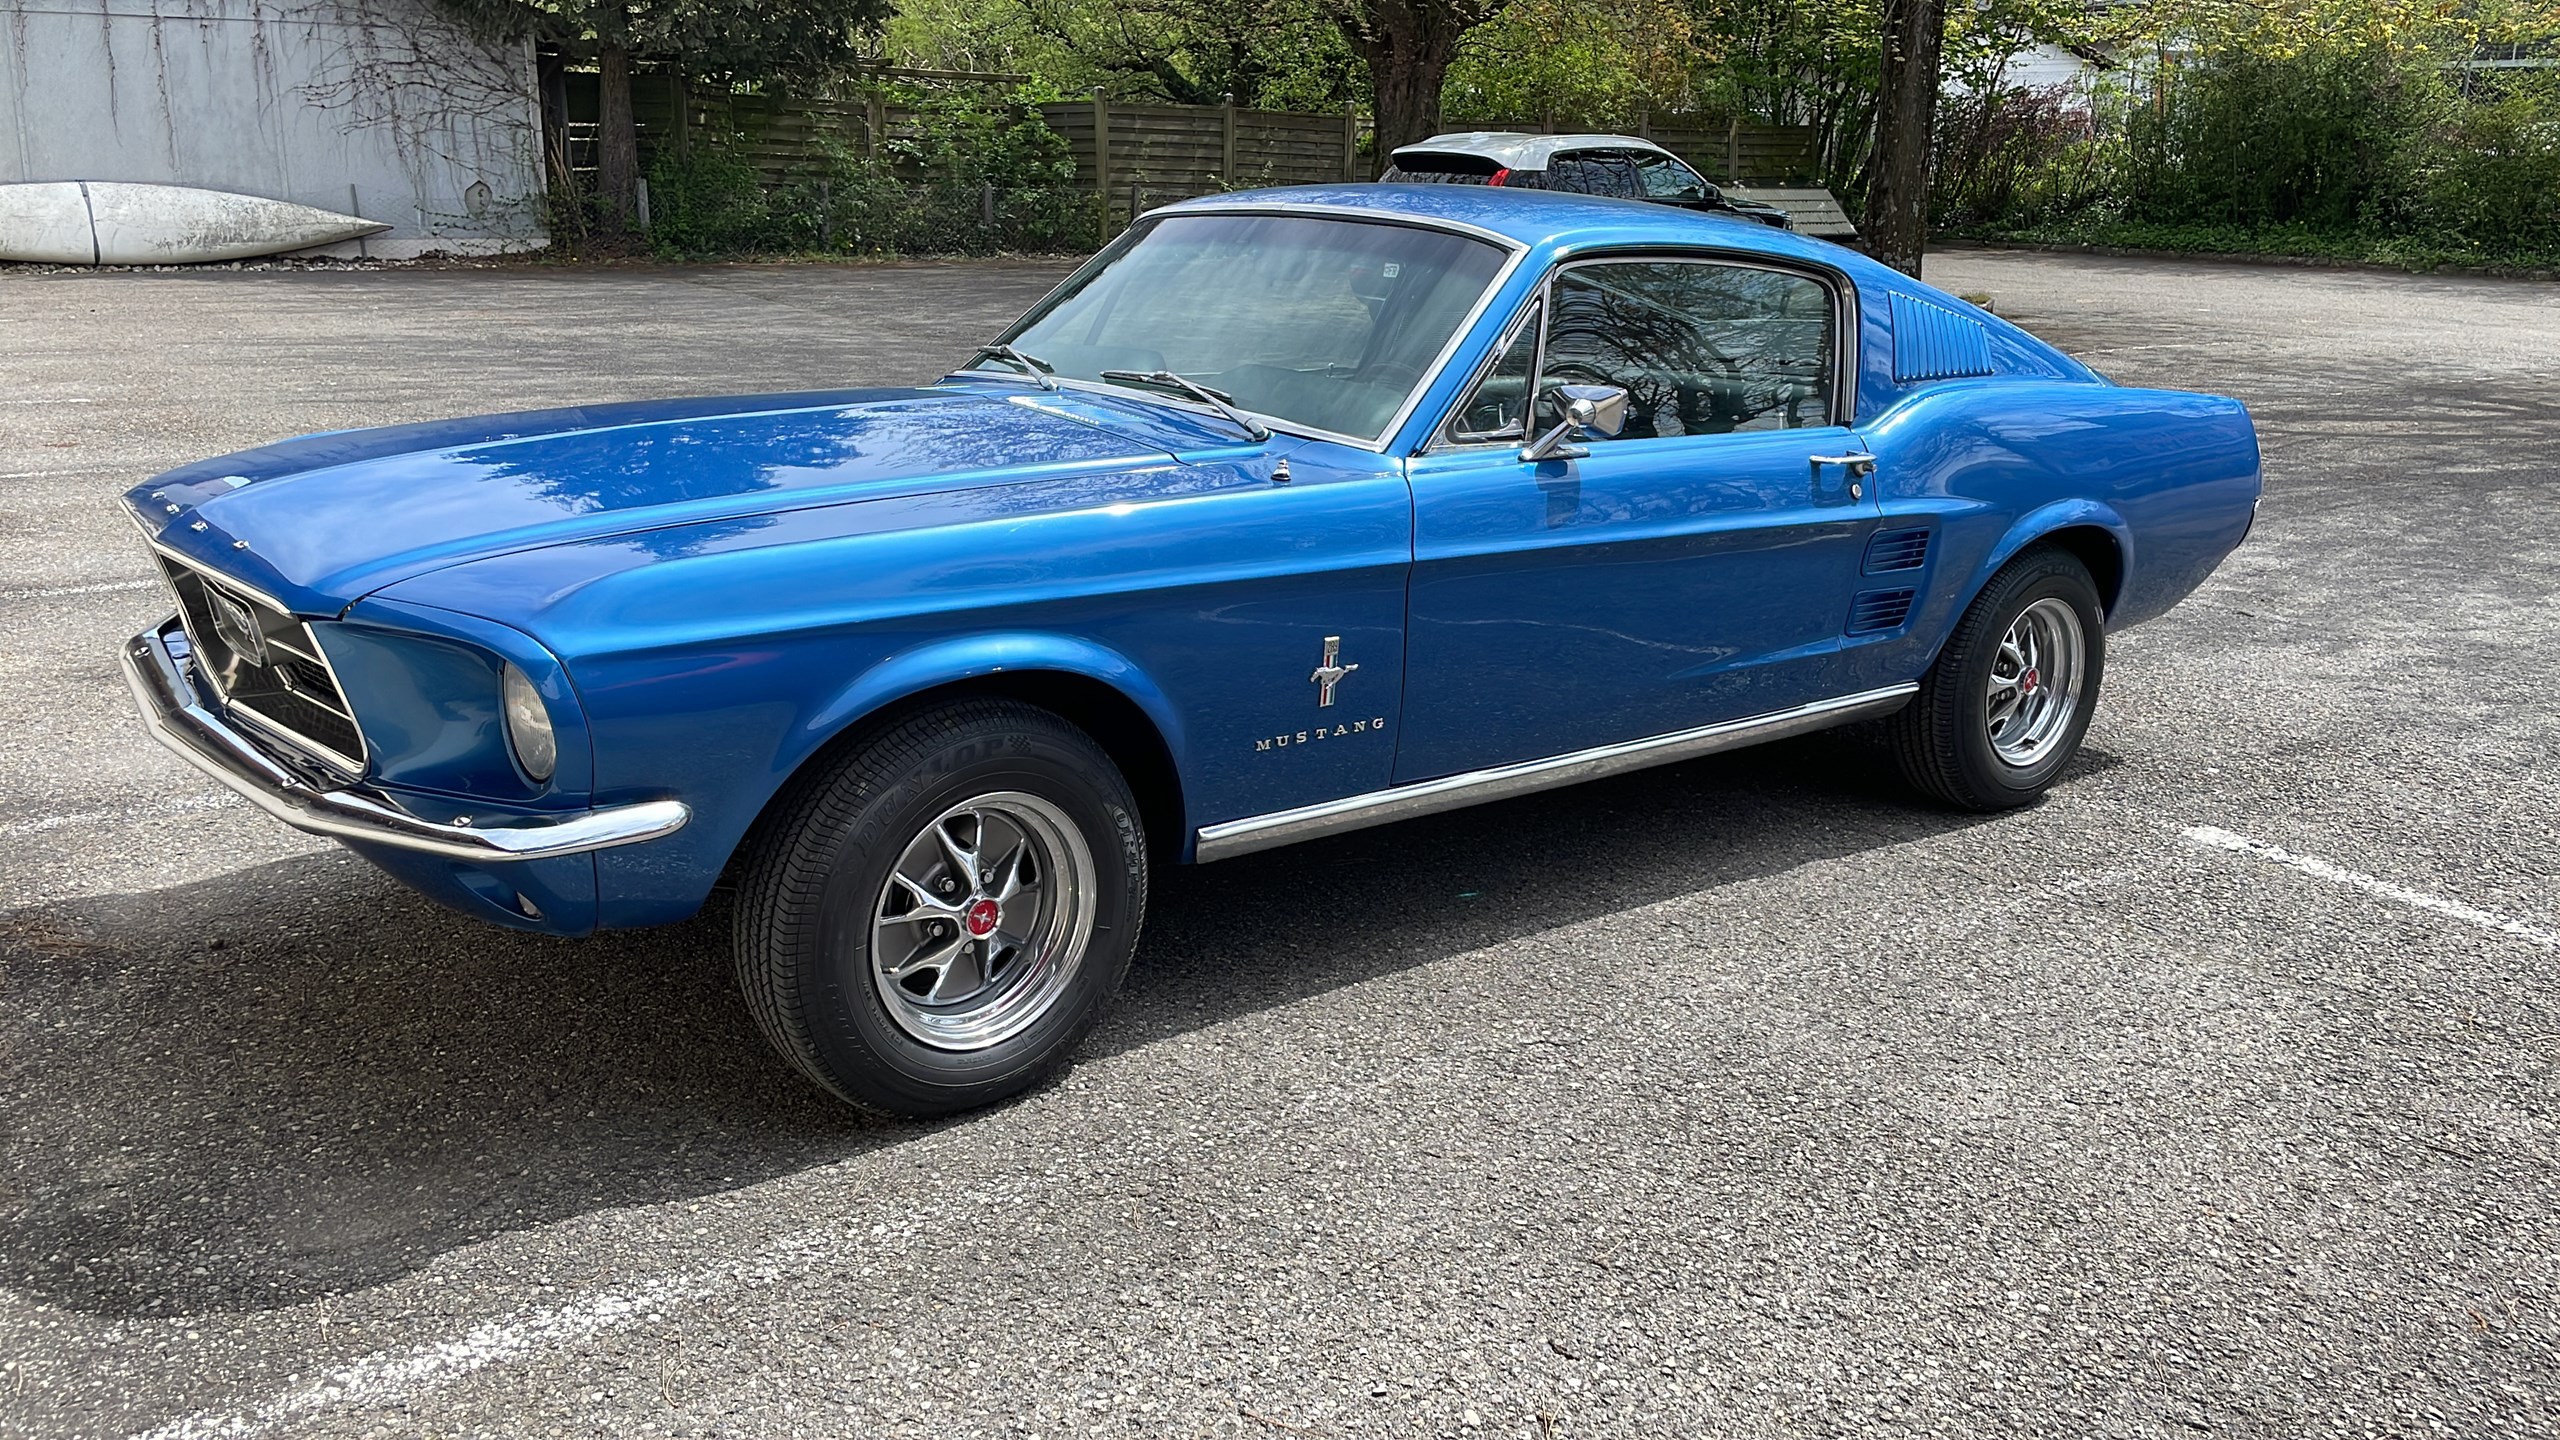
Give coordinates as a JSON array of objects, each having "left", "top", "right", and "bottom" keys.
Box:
[{"left": 1520, "top": 384, "right": 1630, "bottom": 462}]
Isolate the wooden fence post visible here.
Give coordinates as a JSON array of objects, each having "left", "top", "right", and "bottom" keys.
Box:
[
  {"left": 1725, "top": 115, "right": 1741, "bottom": 181},
  {"left": 1222, "top": 93, "right": 1237, "bottom": 187},
  {"left": 1636, "top": 109, "right": 1650, "bottom": 141},
  {"left": 1093, "top": 87, "right": 1112, "bottom": 233},
  {"left": 1341, "top": 106, "right": 1358, "bottom": 181},
  {"left": 866, "top": 91, "right": 886, "bottom": 166}
]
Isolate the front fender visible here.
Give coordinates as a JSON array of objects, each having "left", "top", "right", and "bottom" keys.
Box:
[{"left": 800, "top": 631, "right": 1191, "bottom": 786}]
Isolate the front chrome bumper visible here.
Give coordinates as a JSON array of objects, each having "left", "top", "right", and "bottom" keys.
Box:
[{"left": 123, "top": 617, "right": 689, "bottom": 862}]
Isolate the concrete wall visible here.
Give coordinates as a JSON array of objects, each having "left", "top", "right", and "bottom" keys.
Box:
[{"left": 0, "top": 0, "right": 545, "bottom": 257}]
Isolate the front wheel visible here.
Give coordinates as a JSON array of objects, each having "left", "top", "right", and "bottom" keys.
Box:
[
  {"left": 733, "top": 700, "right": 1148, "bottom": 1117},
  {"left": 1889, "top": 546, "right": 2107, "bottom": 810}
]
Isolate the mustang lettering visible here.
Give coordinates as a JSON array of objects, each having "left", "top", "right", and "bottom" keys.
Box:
[{"left": 120, "top": 186, "right": 2260, "bottom": 1116}]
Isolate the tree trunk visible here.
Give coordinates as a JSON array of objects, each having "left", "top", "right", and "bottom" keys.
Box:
[
  {"left": 537, "top": 47, "right": 573, "bottom": 203},
  {"left": 1352, "top": 5, "right": 1463, "bottom": 161},
  {"left": 1866, "top": 0, "right": 1945, "bottom": 277},
  {"left": 595, "top": 43, "right": 640, "bottom": 241}
]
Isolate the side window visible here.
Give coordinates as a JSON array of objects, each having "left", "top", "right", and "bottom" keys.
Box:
[
  {"left": 1537, "top": 157, "right": 1593, "bottom": 193},
  {"left": 1632, "top": 153, "right": 1710, "bottom": 202},
  {"left": 1446, "top": 301, "right": 1542, "bottom": 442},
  {"left": 1536, "top": 260, "right": 1836, "bottom": 441},
  {"left": 1564, "top": 152, "right": 1645, "bottom": 199}
]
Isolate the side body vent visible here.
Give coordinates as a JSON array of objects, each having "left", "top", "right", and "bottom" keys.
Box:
[
  {"left": 1889, "top": 293, "right": 1995, "bottom": 383},
  {"left": 1863, "top": 527, "right": 1931, "bottom": 574},
  {"left": 1846, "top": 588, "right": 1918, "bottom": 635}
]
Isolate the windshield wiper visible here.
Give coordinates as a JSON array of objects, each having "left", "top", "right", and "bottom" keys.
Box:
[
  {"left": 1099, "top": 369, "right": 1270, "bottom": 441},
  {"left": 970, "top": 342, "right": 1057, "bottom": 390}
]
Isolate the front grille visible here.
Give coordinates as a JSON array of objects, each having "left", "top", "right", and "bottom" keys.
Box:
[{"left": 156, "top": 553, "right": 366, "bottom": 771}]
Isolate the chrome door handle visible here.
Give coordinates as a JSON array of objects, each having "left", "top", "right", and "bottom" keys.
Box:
[{"left": 1810, "top": 452, "right": 1878, "bottom": 502}]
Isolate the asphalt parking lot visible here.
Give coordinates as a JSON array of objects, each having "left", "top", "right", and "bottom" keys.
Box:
[{"left": 2, "top": 247, "right": 2556, "bottom": 1439}]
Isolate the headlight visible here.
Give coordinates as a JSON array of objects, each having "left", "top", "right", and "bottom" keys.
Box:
[{"left": 501, "top": 663, "right": 557, "bottom": 782}]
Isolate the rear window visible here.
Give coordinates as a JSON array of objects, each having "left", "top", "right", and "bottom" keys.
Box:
[{"left": 1380, "top": 152, "right": 1504, "bottom": 184}]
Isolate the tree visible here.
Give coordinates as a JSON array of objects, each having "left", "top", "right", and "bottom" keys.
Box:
[
  {"left": 1012, "top": 0, "right": 1353, "bottom": 107},
  {"left": 433, "top": 0, "right": 892, "bottom": 239},
  {"left": 1332, "top": 0, "right": 1519, "bottom": 156},
  {"left": 1864, "top": 0, "right": 1944, "bottom": 273}
]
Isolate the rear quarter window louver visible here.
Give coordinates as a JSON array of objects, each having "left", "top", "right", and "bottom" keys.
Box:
[
  {"left": 1847, "top": 588, "right": 1918, "bottom": 635},
  {"left": 1889, "top": 294, "right": 1995, "bottom": 383}
]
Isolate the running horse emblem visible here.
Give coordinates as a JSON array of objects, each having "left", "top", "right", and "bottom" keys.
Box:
[{"left": 1309, "top": 635, "right": 1359, "bottom": 707}]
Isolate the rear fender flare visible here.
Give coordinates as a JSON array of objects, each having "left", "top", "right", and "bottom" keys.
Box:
[
  {"left": 1936, "top": 500, "right": 2134, "bottom": 658},
  {"left": 1982, "top": 501, "right": 2129, "bottom": 597}
]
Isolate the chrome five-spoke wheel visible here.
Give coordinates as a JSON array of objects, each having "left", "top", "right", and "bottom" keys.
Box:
[
  {"left": 873, "top": 793, "right": 1098, "bottom": 1051},
  {"left": 1985, "top": 596, "right": 2086, "bottom": 768},
  {"left": 734, "top": 699, "right": 1147, "bottom": 1117},
  {"left": 1889, "top": 544, "right": 2106, "bottom": 811}
]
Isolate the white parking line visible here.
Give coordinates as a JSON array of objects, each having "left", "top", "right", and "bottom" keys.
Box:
[
  {"left": 129, "top": 1226, "right": 845, "bottom": 1440},
  {"left": 106, "top": 825, "right": 2555, "bottom": 1438},
  {"left": 2182, "top": 825, "right": 2560, "bottom": 951},
  {"left": 0, "top": 396, "right": 96, "bottom": 404}
]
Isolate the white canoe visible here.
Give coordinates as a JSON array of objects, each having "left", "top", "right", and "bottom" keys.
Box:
[{"left": 0, "top": 182, "right": 391, "bottom": 265}]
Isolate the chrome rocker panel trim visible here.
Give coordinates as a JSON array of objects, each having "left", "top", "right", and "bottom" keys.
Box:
[
  {"left": 1194, "top": 683, "right": 1919, "bottom": 862},
  {"left": 124, "top": 618, "right": 689, "bottom": 863}
]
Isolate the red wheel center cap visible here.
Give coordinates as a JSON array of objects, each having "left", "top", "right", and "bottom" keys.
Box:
[
  {"left": 963, "top": 897, "right": 1001, "bottom": 938},
  {"left": 2020, "top": 667, "right": 2040, "bottom": 695}
]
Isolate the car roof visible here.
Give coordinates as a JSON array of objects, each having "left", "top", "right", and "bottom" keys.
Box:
[
  {"left": 1387, "top": 132, "right": 1676, "bottom": 170},
  {"left": 1157, "top": 182, "right": 1863, "bottom": 274}
]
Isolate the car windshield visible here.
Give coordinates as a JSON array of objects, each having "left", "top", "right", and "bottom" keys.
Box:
[{"left": 977, "top": 212, "right": 1510, "bottom": 443}]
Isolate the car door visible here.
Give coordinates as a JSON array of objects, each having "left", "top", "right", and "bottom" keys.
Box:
[{"left": 1396, "top": 253, "right": 1882, "bottom": 780}]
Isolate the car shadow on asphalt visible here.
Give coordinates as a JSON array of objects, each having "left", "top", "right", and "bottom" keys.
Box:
[{"left": 0, "top": 733, "right": 2118, "bottom": 1318}]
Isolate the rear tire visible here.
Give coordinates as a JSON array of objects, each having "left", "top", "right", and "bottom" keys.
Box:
[
  {"left": 1889, "top": 546, "right": 2106, "bottom": 811},
  {"left": 733, "top": 700, "right": 1147, "bottom": 1117}
]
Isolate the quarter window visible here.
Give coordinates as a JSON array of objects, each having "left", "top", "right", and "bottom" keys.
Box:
[
  {"left": 1447, "top": 302, "right": 1541, "bottom": 442},
  {"left": 1631, "top": 153, "right": 1710, "bottom": 202},
  {"left": 1535, "top": 260, "right": 1836, "bottom": 440}
]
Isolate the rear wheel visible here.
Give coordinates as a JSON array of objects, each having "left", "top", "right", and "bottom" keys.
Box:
[
  {"left": 1889, "top": 546, "right": 2106, "bottom": 810},
  {"left": 733, "top": 700, "right": 1147, "bottom": 1117}
]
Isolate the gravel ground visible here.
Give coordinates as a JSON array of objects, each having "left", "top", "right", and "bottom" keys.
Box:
[{"left": 0, "top": 250, "right": 2555, "bottom": 1440}]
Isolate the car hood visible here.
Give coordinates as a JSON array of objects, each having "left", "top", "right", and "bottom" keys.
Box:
[{"left": 126, "top": 385, "right": 1236, "bottom": 613}]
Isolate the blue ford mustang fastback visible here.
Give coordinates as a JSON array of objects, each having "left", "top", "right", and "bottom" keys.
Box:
[{"left": 122, "top": 185, "right": 2260, "bottom": 1115}]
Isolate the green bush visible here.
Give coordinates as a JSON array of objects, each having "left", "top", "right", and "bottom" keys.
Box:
[
  {"left": 2121, "top": 47, "right": 2425, "bottom": 233},
  {"left": 1939, "top": 46, "right": 2560, "bottom": 270},
  {"left": 2396, "top": 85, "right": 2560, "bottom": 257},
  {"left": 641, "top": 92, "right": 1100, "bottom": 259},
  {"left": 645, "top": 145, "right": 814, "bottom": 254}
]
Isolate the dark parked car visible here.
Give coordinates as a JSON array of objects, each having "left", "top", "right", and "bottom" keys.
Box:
[{"left": 1381, "top": 132, "right": 1797, "bottom": 230}]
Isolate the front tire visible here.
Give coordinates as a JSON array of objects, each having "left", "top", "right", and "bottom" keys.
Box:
[
  {"left": 733, "top": 700, "right": 1148, "bottom": 1117},
  {"left": 1890, "top": 546, "right": 2106, "bottom": 811}
]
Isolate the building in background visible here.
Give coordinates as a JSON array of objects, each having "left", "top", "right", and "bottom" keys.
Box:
[{"left": 0, "top": 0, "right": 546, "bottom": 258}]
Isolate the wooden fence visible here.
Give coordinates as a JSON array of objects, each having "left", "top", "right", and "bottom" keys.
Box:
[
  {"left": 561, "top": 67, "right": 1822, "bottom": 229},
  {"left": 1037, "top": 96, "right": 1360, "bottom": 195},
  {"left": 565, "top": 71, "right": 1042, "bottom": 185}
]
